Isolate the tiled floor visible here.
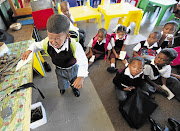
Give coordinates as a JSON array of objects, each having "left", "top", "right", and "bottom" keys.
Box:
[{"left": 31, "top": 5, "right": 175, "bottom": 131}]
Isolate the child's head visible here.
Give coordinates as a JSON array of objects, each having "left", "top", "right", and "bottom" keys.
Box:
[
  {"left": 147, "top": 31, "right": 161, "bottom": 46},
  {"left": 128, "top": 56, "right": 145, "bottom": 77},
  {"left": 97, "top": 28, "right": 107, "bottom": 42},
  {"left": 47, "top": 14, "right": 70, "bottom": 49},
  {"left": 116, "top": 25, "right": 127, "bottom": 39},
  {"left": 60, "top": 1, "right": 70, "bottom": 16},
  {"left": 162, "top": 21, "right": 178, "bottom": 35},
  {"left": 154, "top": 48, "right": 178, "bottom": 66}
]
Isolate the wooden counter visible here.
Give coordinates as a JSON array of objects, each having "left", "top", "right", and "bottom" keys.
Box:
[{"left": 7, "top": 24, "right": 34, "bottom": 42}]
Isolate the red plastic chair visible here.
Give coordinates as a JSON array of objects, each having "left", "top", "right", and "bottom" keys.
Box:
[
  {"left": 117, "top": 0, "right": 138, "bottom": 7},
  {"left": 129, "top": 0, "right": 139, "bottom": 7},
  {"left": 30, "top": 0, "right": 54, "bottom": 41},
  {"left": 32, "top": 8, "right": 54, "bottom": 31}
]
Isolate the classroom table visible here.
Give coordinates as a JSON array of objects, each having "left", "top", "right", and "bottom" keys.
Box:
[
  {"left": 69, "top": 5, "right": 101, "bottom": 29},
  {"left": 149, "top": 0, "right": 177, "bottom": 26},
  {"left": 0, "top": 39, "right": 34, "bottom": 131},
  {"left": 98, "top": 2, "right": 142, "bottom": 31}
]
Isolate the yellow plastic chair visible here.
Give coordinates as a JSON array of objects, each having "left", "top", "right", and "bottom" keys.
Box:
[
  {"left": 98, "top": 2, "right": 142, "bottom": 32},
  {"left": 100, "top": 0, "right": 110, "bottom": 5},
  {"left": 33, "top": 52, "right": 46, "bottom": 77},
  {"left": 58, "top": 0, "right": 101, "bottom": 29},
  {"left": 117, "top": 10, "right": 143, "bottom": 35}
]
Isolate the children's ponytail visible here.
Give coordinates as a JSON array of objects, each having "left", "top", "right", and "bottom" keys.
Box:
[{"left": 117, "top": 25, "right": 127, "bottom": 33}]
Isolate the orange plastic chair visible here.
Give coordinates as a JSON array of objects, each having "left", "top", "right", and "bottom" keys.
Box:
[{"left": 117, "top": 10, "right": 143, "bottom": 35}]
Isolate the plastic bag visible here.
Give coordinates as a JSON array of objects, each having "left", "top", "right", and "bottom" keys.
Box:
[{"left": 119, "top": 88, "right": 158, "bottom": 129}]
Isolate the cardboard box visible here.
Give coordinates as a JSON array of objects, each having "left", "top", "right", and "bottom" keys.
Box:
[{"left": 30, "top": 102, "right": 47, "bottom": 129}]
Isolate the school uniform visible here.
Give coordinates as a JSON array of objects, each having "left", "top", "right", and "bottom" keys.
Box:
[
  {"left": 133, "top": 40, "right": 161, "bottom": 60},
  {"left": 28, "top": 38, "right": 88, "bottom": 90},
  {"left": 113, "top": 67, "right": 155, "bottom": 101},
  {"left": 143, "top": 59, "right": 180, "bottom": 101},
  {"left": 160, "top": 31, "right": 174, "bottom": 49},
  {"left": 87, "top": 37, "right": 112, "bottom": 61},
  {"left": 110, "top": 34, "right": 128, "bottom": 59}
]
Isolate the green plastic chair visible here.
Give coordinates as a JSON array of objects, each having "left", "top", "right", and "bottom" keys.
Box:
[
  {"left": 167, "top": 13, "right": 180, "bottom": 31},
  {"left": 136, "top": 0, "right": 156, "bottom": 17}
]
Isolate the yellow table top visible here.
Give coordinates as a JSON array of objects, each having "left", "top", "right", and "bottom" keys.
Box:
[
  {"left": 0, "top": 39, "right": 34, "bottom": 131},
  {"left": 69, "top": 6, "right": 101, "bottom": 21},
  {"left": 98, "top": 2, "right": 141, "bottom": 17}
]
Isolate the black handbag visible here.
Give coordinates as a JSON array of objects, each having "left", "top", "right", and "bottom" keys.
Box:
[
  {"left": 119, "top": 88, "right": 158, "bottom": 129},
  {"left": 0, "top": 29, "right": 14, "bottom": 44}
]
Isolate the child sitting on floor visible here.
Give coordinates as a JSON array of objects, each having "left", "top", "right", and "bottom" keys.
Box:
[
  {"left": 133, "top": 31, "right": 161, "bottom": 60},
  {"left": 60, "top": 1, "right": 86, "bottom": 50},
  {"left": 86, "top": 28, "right": 112, "bottom": 66},
  {"left": 144, "top": 48, "right": 180, "bottom": 101},
  {"left": 21, "top": 14, "right": 88, "bottom": 97},
  {"left": 107, "top": 25, "right": 128, "bottom": 73},
  {"left": 113, "top": 56, "right": 155, "bottom": 102},
  {"left": 158, "top": 21, "right": 178, "bottom": 49}
]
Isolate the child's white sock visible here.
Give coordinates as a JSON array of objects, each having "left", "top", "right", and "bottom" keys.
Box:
[{"left": 111, "top": 63, "right": 115, "bottom": 68}]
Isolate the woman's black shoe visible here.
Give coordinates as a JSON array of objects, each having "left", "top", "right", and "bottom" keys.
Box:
[
  {"left": 149, "top": 117, "right": 163, "bottom": 131},
  {"left": 168, "top": 118, "right": 180, "bottom": 131}
]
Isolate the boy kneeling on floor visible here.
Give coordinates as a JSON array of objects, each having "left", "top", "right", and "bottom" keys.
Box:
[{"left": 113, "top": 56, "right": 155, "bottom": 102}]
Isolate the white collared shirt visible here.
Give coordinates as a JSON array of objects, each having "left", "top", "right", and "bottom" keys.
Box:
[
  {"left": 48, "top": 39, "right": 69, "bottom": 54},
  {"left": 133, "top": 40, "right": 161, "bottom": 54},
  {"left": 61, "top": 12, "right": 79, "bottom": 31},
  {"left": 27, "top": 38, "right": 88, "bottom": 77},
  {"left": 124, "top": 67, "right": 143, "bottom": 79},
  {"left": 88, "top": 38, "right": 112, "bottom": 50},
  {"left": 143, "top": 59, "right": 171, "bottom": 80},
  {"left": 110, "top": 34, "right": 128, "bottom": 47}
]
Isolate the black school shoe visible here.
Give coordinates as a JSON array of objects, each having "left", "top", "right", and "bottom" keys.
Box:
[
  {"left": 60, "top": 89, "right": 65, "bottom": 95},
  {"left": 107, "top": 67, "right": 118, "bottom": 73},
  {"left": 44, "top": 62, "right": 51, "bottom": 72},
  {"left": 72, "top": 87, "right": 80, "bottom": 97},
  {"left": 71, "top": 86, "right": 80, "bottom": 97}
]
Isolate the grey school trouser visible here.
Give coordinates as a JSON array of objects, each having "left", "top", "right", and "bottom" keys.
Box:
[{"left": 55, "top": 64, "right": 79, "bottom": 90}]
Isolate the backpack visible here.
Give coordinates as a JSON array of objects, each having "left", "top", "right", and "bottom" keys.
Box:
[{"left": 92, "top": 33, "right": 111, "bottom": 60}]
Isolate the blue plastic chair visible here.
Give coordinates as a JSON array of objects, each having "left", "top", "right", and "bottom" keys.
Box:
[
  {"left": 92, "top": 0, "right": 101, "bottom": 7},
  {"left": 68, "top": 0, "right": 78, "bottom": 7}
]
